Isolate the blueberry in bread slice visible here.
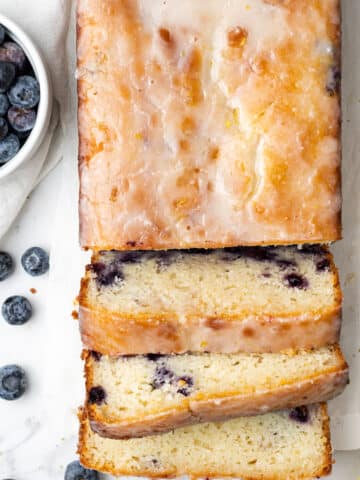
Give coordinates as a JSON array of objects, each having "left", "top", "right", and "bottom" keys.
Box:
[
  {"left": 78, "top": 403, "right": 333, "bottom": 479},
  {"left": 83, "top": 345, "right": 348, "bottom": 439},
  {"left": 79, "top": 246, "right": 342, "bottom": 355}
]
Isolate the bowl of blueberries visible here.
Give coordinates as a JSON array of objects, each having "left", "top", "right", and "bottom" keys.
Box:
[{"left": 0, "top": 14, "right": 53, "bottom": 178}]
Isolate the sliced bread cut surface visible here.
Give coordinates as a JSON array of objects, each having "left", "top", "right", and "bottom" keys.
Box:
[
  {"left": 79, "top": 404, "right": 332, "bottom": 479},
  {"left": 84, "top": 346, "right": 348, "bottom": 439},
  {"left": 79, "top": 246, "right": 341, "bottom": 355}
]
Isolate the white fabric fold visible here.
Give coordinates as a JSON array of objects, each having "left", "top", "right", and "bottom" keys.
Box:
[{"left": 0, "top": 103, "right": 60, "bottom": 236}]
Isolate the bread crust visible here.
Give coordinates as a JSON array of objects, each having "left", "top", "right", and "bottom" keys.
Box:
[
  {"left": 77, "top": 0, "right": 341, "bottom": 250},
  {"left": 84, "top": 347, "right": 348, "bottom": 439},
  {"left": 79, "top": 306, "right": 341, "bottom": 355},
  {"left": 78, "top": 404, "right": 333, "bottom": 479},
  {"left": 79, "top": 246, "right": 342, "bottom": 354}
]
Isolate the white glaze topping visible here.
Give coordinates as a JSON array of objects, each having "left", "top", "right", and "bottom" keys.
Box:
[{"left": 78, "top": 0, "right": 341, "bottom": 249}]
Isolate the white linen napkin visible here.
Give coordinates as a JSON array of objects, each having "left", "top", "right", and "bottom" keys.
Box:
[{"left": 0, "top": 0, "right": 72, "bottom": 239}]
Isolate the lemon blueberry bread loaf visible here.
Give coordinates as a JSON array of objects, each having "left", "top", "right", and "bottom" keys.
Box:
[
  {"left": 79, "top": 403, "right": 332, "bottom": 479},
  {"left": 84, "top": 346, "right": 348, "bottom": 439},
  {"left": 79, "top": 246, "right": 342, "bottom": 355},
  {"left": 77, "top": 0, "right": 341, "bottom": 250}
]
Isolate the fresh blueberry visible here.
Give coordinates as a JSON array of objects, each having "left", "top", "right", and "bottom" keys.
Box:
[
  {"left": 88, "top": 386, "right": 106, "bottom": 405},
  {"left": 289, "top": 406, "right": 309, "bottom": 423},
  {"left": 0, "top": 365, "right": 27, "bottom": 400},
  {"left": 0, "top": 251, "right": 14, "bottom": 281},
  {"left": 2, "top": 296, "right": 32, "bottom": 325},
  {"left": 14, "top": 129, "right": 31, "bottom": 141},
  {"left": 0, "top": 134, "right": 20, "bottom": 165},
  {"left": 0, "top": 62, "right": 16, "bottom": 93},
  {"left": 0, "top": 117, "right": 8, "bottom": 141},
  {"left": 21, "top": 247, "right": 49, "bottom": 276},
  {"left": 0, "top": 42, "right": 27, "bottom": 72},
  {"left": 8, "top": 76, "right": 40, "bottom": 109},
  {"left": 0, "top": 26, "right": 5, "bottom": 45},
  {"left": 8, "top": 106, "right": 36, "bottom": 133},
  {"left": 0, "top": 93, "right": 9, "bottom": 116},
  {"left": 65, "top": 460, "right": 98, "bottom": 480}
]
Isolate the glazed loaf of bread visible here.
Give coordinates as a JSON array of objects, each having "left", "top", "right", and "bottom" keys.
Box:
[
  {"left": 79, "top": 246, "right": 342, "bottom": 355},
  {"left": 78, "top": 0, "right": 341, "bottom": 250},
  {"left": 79, "top": 404, "right": 332, "bottom": 479},
  {"left": 84, "top": 346, "right": 348, "bottom": 439}
]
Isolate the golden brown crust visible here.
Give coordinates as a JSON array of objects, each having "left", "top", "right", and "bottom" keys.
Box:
[
  {"left": 318, "top": 403, "right": 334, "bottom": 477},
  {"left": 78, "top": 404, "right": 333, "bottom": 479},
  {"left": 88, "top": 370, "right": 347, "bottom": 440},
  {"left": 79, "top": 306, "right": 341, "bottom": 355},
  {"left": 78, "top": 0, "right": 341, "bottom": 250},
  {"left": 83, "top": 347, "right": 348, "bottom": 439}
]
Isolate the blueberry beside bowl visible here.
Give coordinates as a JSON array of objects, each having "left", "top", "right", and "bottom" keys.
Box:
[{"left": 0, "top": 15, "right": 52, "bottom": 178}]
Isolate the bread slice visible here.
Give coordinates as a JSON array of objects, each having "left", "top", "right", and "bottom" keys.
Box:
[
  {"left": 79, "top": 403, "right": 332, "bottom": 479},
  {"left": 79, "top": 246, "right": 342, "bottom": 355},
  {"left": 84, "top": 346, "right": 348, "bottom": 439}
]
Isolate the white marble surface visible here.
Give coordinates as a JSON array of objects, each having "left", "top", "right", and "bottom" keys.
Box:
[{"left": 0, "top": 162, "right": 359, "bottom": 479}]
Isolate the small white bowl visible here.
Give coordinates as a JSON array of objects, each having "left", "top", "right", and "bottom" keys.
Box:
[{"left": 0, "top": 14, "right": 53, "bottom": 179}]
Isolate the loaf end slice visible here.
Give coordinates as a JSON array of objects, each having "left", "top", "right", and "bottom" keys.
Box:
[{"left": 78, "top": 0, "right": 341, "bottom": 250}]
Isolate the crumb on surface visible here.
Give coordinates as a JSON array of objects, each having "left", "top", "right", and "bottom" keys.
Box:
[
  {"left": 30, "top": 288, "right": 37, "bottom": 294},
  {"left": 72, "top": 310, "right": 79, "bottom": 320}
]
